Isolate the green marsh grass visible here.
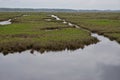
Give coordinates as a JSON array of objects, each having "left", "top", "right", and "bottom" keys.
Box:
[
  {"left": 0, "top": 12, "right": 98, "bottom": 54},
  {"left": 55, "top": 12, "right": 120, "bottom": 43}
]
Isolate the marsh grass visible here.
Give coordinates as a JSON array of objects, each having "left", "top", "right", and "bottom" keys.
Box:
[
  {"left": 0, "top": 12, "right": 98, "bottom": 54},
  {"left": 56, "top": 12, "right": 120, "bottom": 43},
  {"left": 0, "top": 12, "right": 23, "bottom": 21}
]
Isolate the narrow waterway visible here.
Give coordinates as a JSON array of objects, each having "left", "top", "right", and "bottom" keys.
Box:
[
  {"left": 0, "top": 15, "right": 120, "bottom": 80},
  {"left": 0, "top": 15, "right": 29, "bottom": 26},
  {"left": 0, "top": 19, "right": 12, "bottom": 25}
]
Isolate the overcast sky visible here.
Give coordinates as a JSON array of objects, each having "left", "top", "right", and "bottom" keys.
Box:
[{"left": 0, "top": 0, "right": 120, "bottom": 10}]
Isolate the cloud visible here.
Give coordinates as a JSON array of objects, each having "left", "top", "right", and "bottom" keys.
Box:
[{"left": 0, "top": 0, "right": 120, "bottom": 10}]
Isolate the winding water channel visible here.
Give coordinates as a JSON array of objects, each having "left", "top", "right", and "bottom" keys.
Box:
[{"left": 0, "top": 15, "right": 120, "bottom": 80}]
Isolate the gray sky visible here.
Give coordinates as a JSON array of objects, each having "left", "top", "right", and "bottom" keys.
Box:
[{"left": 0, "top": 0, "right": 120, "bottom": 10}]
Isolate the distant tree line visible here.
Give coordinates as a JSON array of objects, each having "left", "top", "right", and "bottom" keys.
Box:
[{"left": 0, "top": 8, "right": 120, "bottom": 12}]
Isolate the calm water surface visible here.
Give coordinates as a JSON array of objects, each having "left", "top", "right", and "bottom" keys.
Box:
[
  {"left": 0, "top": 19, "right": 11, "bottom": 25},
  {"left": 0, "top": 33, "right": 120, "bottom": 80}
]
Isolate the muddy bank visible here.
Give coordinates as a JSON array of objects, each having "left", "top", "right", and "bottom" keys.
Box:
[{"left": 0, "top": 37, "right": 98, "bottom": 55}]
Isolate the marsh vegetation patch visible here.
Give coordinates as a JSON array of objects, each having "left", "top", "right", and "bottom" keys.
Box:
[
  {"left": 56, "top": 12, "right": 120, "bottom": 43},
  {"left": 0, "top": 12, "right": 99, "bottom": 54}
]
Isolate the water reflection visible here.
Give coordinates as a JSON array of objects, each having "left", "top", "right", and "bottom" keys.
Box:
[
  {"left": 0, "top": 19, "right": 12, "bottom": 25},
  {"left": 0, "top": 34, "right": 120, "bottom": 80},
  {"left": 51, "top": 15, "right": 61, "bottom": 20},
  {"left": 99, "top": 64, "right": 120, "bottom": 80}
]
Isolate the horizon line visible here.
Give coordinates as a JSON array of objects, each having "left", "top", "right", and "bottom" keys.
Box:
[{"left": 0, "top": 7, "right": 120, "bottom": 11}]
